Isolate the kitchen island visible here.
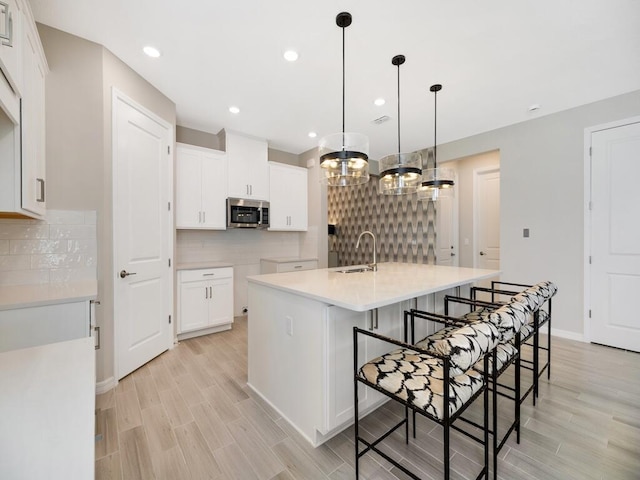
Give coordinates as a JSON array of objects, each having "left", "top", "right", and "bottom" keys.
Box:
[{"left": 247, "top": 262, "right": 499, "bottom": 446}]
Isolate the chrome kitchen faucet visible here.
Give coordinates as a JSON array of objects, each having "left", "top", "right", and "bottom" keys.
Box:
[{"left": 356, "top": 231, "right": 377, "bottom": 272}]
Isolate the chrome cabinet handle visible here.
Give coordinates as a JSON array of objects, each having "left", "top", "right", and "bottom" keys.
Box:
[
  {"left": 119, "top": 270, "right": 137, "bottom": 278},
  {"left": 36, "top": 178, "right": 45, "bottom": 202},
  {"left": 205, "top": 287, "right": 208, "bottom": 299}
]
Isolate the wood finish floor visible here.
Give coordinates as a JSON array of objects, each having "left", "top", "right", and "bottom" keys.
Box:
[{"left": 95, "top": 316, "right": 640, "bottom": 479}]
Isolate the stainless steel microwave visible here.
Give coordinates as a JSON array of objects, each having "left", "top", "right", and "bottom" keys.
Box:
[{"left": 226, "top": 198, "right": 269, "bottom": 229}]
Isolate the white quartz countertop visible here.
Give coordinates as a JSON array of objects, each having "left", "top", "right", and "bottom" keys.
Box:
[
  {"left": 247, "top": 262, "right": 500, "bottom": 312},
  {"left": 0, "top": 337, "right": 95, "bottom": 479},
  {"left": 176, "top": 261, "right": 234, "bottom": 270},
  {"left": 0, "top": 281, "right": 97, "bottom": 311}
]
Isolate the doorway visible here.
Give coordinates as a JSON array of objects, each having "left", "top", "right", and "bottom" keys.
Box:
[
  {"left": 112, "top": 89, "right": 174, "bottom": 380},
  {"left": 587, "top": 117, "right": 640, "bottom": 352},
  {"left": 474, "top": 167, "right": 500, "bottom": 270}
]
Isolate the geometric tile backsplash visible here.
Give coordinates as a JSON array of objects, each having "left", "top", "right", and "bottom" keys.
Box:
[{"left": 328, "top": 175, "right": 436, "bottom": 267}]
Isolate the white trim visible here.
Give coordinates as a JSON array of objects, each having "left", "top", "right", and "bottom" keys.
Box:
[
  {"left": 112, "top": 88, "right": 174, "bottom": 381},
  {"left": 583, "top": 115, "right": 640, "bottom": 344},
  {"left": 95, "top": 376, "right": 117, "bottom": 394},
  {"left": 472, "top": 165, "right": 500, "bottom": 269},
  {"left": 550, "top": 328, "right": 584, "bottom": 343}
]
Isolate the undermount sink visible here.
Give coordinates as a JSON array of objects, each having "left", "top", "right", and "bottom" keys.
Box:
[{"left": 336, "top": 267, "right": 374, "bottom": 273}]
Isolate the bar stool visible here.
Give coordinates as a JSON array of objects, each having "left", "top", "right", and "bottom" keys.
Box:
[
  {"left": 410, "top": 300, "right": 530, "bottom": 480},
  {"left": 354, "top": 313, "right": 501, "bottom": 480}
]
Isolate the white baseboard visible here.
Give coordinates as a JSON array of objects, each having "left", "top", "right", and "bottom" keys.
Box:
[
  {"left": 96, "top": 376, "right": 117, "bottom": 394},
  {"left": 550, "top": 327, "right": 584, "bottom": 342}
]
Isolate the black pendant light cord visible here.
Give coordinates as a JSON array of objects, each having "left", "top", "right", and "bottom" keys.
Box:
[
  {"left": 430, "top": 84, "right": 442, "bottom": 169},
  {"left": 342, "top": 24, "right": 345, "bottom": 138},
  {"left": 397, "top": 61, "right": 401, "bottom": 154}
]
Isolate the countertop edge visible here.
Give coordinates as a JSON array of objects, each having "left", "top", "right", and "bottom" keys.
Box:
[{"left": 0, "top": 282, "right": 98, "bottom": 311}]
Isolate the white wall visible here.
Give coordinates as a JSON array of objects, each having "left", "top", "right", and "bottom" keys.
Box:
[{"left": 433, "top": 89, "right": 640, "bottom": 339}]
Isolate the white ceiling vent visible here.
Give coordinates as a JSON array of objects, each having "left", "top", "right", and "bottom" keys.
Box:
[{"left": 372, "top": 115, "right": 390, "bottom": 125}]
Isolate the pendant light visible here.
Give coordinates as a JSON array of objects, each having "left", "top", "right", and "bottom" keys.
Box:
[
  {"left": 379, "top": 55, "right": 422, "bottom": 195},
  {"left": 418, "top": 84, "right": 455, "bottom": 202},
  {"left": 319, "top": 12, "right": 370, "bottom": 187}
]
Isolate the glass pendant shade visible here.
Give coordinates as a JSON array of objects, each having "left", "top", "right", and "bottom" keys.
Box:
[
  {"left": 319, "top": 12, "right": 370, "bottom": 187},
  {"left": 419, "top": 83, "right": 454, "bottom": 202},
  {"left": 379, "top": 152, "right": 422, "bottom": 195},
  {"left": 379, "top": 54, "right": 421, "bottom": 195},
  {"left": 319, "top": 132, "right": 370, "bottom": 186},
  {"left": 417, "top": 166, "right": 456, "bottom": 201}
]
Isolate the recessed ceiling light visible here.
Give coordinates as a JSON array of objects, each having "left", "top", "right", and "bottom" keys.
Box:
[
  {"left": 143, "top": 46, "right": 161, "bottom": 58},
  {"left": 284, "top": 50, "right": 299, "bottom": 62},
  {"left": 374, "top": 98, "right": 385, "bottom": 106},
  {"left": 229, "top": 106, "right": 240, "bottom": 114},
  {"left": 308, "top": 132, "right": 317, "bottom": 138}
]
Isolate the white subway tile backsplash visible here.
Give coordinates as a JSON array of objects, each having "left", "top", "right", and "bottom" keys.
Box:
[
  {"left": 0, "top": 224, "right": 49, "bottom": 240},
  {"left": 45, "top": 209, "right": 86, "bottom": 225},
  {"left": 10, "top": 239, "right": 68, "bottom": 255},
  {"left": 0, "top": 210, "right": 97, "bottom": 287},
  {"left": 49, "top": 225, "right": 96, "bottom": 240},
  {"left": 0, "top": 269, "right": 49, "bottom": 286},
  {"left": 0, "top": 255, "right": 31, "bottom": 271}
]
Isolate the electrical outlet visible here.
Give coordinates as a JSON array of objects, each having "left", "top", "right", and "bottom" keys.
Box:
[
  {"left": 286, "top": 316, "right": 293, "bottom": 336},
  {"left": 523, "top": 228, "right": 530, "bottom": 238}
]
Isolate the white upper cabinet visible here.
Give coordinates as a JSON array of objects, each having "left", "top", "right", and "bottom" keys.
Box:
[
  {"left": 223, "top": 130, "right": 269, "bottom": 200},
  {"left": 175, "top": 143, "right": 227, "bottom": 230},
  {"left": 0, "top": 0, "right": 47, "bottom": 220},
  {"left": 268, "top": 162, "right": 307, "bottom": 231},
  {"left": 20, "top": 12, "right": 46, "bottom": 216}
]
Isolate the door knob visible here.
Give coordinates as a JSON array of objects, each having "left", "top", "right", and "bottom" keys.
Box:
[
  {"left": 479, "top": 251, "right": 486, "bottom": 256},
  {"left": 119, "top": 270, "right": 137, "bottom": 278}
]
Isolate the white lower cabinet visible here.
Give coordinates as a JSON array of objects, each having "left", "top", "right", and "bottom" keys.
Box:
[
  {"left": 0, "top": 300, "right": 91, "bottom": 353},
  {"left": 324, "top": 303, "right": 404, "bottom": 432},
  {"left": 260, "top": 258, "right": 317, "bottom": 274},
  {"left": 177, "top": 267, "right": 233, "bottom": 338}
]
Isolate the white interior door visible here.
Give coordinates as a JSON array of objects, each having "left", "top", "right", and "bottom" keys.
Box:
[
  {"left": 590, "top": 120, "right": 640, "bottom": 352},
  {"left": 436, "top": 194, "right": 458, "bottom": 266},
  {"left": 113, "top": 90, "right": 173, "bottom": 380},
  {"left": 475, "top": 168, "right": 500, "bottom": 269}
]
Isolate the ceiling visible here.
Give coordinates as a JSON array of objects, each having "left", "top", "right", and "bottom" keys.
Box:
[{"left": 29, "top": 0, "right": 640, "bottom": 160}]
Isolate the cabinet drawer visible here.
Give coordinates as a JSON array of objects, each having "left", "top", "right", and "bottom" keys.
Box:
[
  {"left": 277, "top": 260, "right": 318, "bottom": 273},
  {"left": 179, "top": 267, "right": 233, "bottom": 283}
]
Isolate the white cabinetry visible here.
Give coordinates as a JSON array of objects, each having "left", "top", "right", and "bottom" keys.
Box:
[
  {"left": 20, "top": 13, "right": 46, "bottom": 216},
  {"left": 223, "top": 130, "right": 269, "bottom": 200},
  {"left": 177, "top": 267, "right": 234, "bottom": 338},
  {"left": 175, "top": 143, "right": 227, "bottom": 229},
  {"left": 268, "top": 162, "right": 307, "bottom": 231},
  {"left": 0, "top": 0, "right": 47, "bottom": 219},
  {"left": 260, "top": 258, "right": 317, "bottom": 274},
  {"left": 0, "top": 300, "right": 91, "bottom": 353}
]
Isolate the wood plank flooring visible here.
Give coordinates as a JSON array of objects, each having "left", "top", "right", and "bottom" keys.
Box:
[{"left": 95, "top": 316, "right": 640, "bottom": 479}]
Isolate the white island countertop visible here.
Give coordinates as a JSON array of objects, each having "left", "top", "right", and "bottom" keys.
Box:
[
  {"left": 247, "top": 262, "right": 499, "bottom": 312},
  {"left": 0, "top": 337, "right": 95, "bottom": 479}
]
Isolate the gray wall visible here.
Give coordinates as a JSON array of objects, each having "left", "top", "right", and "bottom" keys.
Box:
[
  {"left": 38, "top": 24, "right": 176, "bottom": 385},
  {"left": 435, "top": 90, "right": 640, "bottom": 338}
]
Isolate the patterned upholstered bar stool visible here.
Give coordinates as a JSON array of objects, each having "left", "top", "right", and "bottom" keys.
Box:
[
  {"left": 409, "top": 300, "right": 530, "bottom": 480},
  {"left": 469, "top": 281, "right": 558, "bottom": 404},
  {"left": 354, "top": 313, "right": 501, "bottom": 480}
]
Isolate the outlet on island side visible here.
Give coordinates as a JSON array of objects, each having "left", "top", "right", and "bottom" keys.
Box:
[
  {"left": 285, "top": 316, "right": 293, "bottom": 336},
  {"left": 242, "top": 306, "right": 248, "bottom": 314}
]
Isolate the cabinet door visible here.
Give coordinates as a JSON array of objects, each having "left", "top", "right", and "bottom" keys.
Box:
[
  {"left": 200, "top": 151, "right": 227, "bottom": 229},
  {"left": 20, "top": 18, "right": 46, "bottom": 217},
  {"left": 227, "top": 132, "right": 268, "bottom": 200},
  {"left": 0, "top": 0, "right": 21, "bottom": 94},
  {"left": 208, "top": 277, "right": 233, "bottom": 327},
  {"left": 268, "top": 163, "right": 307, "bottom": 231},
  {"left": 178, "top": 280, "right": 210, "bottom": 333},
  {"left": 324, "top": 306, "right": 372, "bottom": 432},
  {"left": 175, "top": 146, "right": 203, "bottom": 228}
]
